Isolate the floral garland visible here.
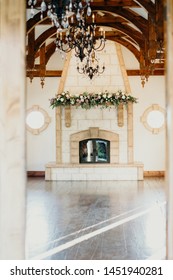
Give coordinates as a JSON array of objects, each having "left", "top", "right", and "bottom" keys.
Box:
[{"left": 50, "top": 90, "right": 137, "bottom": 109}]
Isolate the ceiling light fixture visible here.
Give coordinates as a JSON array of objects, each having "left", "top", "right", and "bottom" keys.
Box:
[
  {"left": 77, "top": 50, "right": 105, "bottom": 80},
  {"left": 28, "top": 0, "right": 92, "bottom": 28},
  {"left": 27, "top": 0, "right": 106, "bottom": 82},
  {"left": 55, "top": 17, "right": 106, "bottom": 62}
]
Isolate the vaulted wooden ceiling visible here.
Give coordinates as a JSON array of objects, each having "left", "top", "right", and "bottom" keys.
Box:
[{"left": 26, "top": 0, "right": 164, "bottom": 80}]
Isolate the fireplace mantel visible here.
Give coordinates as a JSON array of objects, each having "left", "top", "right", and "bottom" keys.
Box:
[{"left": 64, "top": 104, "right": 124, "bottom": 128}]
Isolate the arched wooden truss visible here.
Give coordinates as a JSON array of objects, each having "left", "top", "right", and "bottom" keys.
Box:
[{"left": 26, "top": 0, "right": 164, "bottom": 80}]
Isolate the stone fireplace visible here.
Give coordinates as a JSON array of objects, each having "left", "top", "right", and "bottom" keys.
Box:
[
  {"left": 45, "top": 106, "right": 143, "bottom": 181},
  {"left": 45, "top": 41, "right": 143, "bottom": 181}
]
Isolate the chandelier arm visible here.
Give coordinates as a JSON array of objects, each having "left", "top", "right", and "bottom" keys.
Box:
[
  {"left": 77, "top": 66, "right": 85, "bottom": 74},
  {"left": 58, "top": 43, "right": 72, "bottom": 53},
  {"left": 97, "top": 66, "right": 105, "bottom": 74},
  {"left": 93, "top": 40, "right": 106, "bottom": 52}
]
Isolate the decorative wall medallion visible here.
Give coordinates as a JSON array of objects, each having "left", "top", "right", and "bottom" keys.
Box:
[
  {"left": 26, "top": 105, "right": 51, "bottom": 135},
  {"left": 140, "top": 104, "right": 165, "bottom": 134}
]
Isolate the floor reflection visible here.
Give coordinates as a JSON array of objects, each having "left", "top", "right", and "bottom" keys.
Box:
[{"left": 25, "top": 178, "right": 166, "bottom": 260}]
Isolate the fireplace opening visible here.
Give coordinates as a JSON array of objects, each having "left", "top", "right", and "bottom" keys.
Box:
[{"left": 79, "top": 139, "right": 110, "bottom": 163}]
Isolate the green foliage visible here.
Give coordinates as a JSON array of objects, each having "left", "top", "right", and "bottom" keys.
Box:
[{"left": 50, "top": 90, "right": 137, "bottom": 109}]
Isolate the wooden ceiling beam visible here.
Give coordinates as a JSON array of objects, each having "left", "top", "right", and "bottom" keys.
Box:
[
  {"left": 26, "top": 28, "right": 35, "bottom": 69},
  {"left": 93, "top": 7, "right": 148, "bottom": 36},
  {"left": 135, "top": 0, "right": 155, "bottom": 16},
  {"left": 45, "top": 42, "right": 56, "bottom": 65},
  {"left": 155, "top": 0, "right": 164, "bottom": 42},
  {"left": 27, "top": 11, "right": 48, "bottom": 34},
  {"left": 91, "top": 0, "right": 140, "bottom": 7},
  {"left": 27, "top": 70, "right": 62, "bottom": 77},
  {"left": 34, "top": 26, "right": 56, "bottom": 54},
  {"left": 103, "top": 22, "right": 144, "bottom": 47},
  {"left": 40, "top": 43, "right": 46, "bottom": 77},
  {"left": 26, "top": 69, "right": 164, "bottom": 78},
  {"left": 127, "top": 69, "right": 164, "bottom": 76}
]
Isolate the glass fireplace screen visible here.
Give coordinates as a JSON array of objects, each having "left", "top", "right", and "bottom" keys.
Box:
[{"left": 79, "top": 139, "right": 110, "bottom": 163}]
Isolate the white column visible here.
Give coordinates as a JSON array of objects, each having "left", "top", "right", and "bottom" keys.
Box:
[
  {"left": 166, "top": 0, "right": 173, "bottom": 259},
  {"left": 0, "top": 0, "right": 26, "bottom": 259}
]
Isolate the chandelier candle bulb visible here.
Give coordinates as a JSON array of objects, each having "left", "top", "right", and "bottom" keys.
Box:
[
  {"left": 41, "top": 0, "right": 46, "bottom": 12},
  {"left": 76, "top": 9, "right": 81, "bottom": 21},
  {"left": 87, "top": 4, "right": 92, "bottom": 16},
  {"left": 70, "top": 15, "right": 74, "bottom": 23}
]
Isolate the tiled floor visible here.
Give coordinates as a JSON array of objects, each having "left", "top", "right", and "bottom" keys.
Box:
[{"left": 25, "top": 178, "right": 166, "bottom": 260}]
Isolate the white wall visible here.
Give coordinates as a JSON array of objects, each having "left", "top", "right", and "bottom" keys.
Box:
[
  {"left": 26, "top": 77, "right": 58, "bottom": 170},
  {"left": 130, "top": 75, "right": 165, "bottom": 171},
  {"left": 122, "top": 46, "right": 166, "bottom": 171},
  {"left": 26, "top": 42, "right": 166, "bottom": 172}
]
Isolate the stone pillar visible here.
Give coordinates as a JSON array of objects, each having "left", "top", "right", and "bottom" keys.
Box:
[
  {"left": 0, "top": 0, "right": 26, "bottom": 259},
  {"left": 56, "top": 107, "right": 62, "bottom": 163},
  {"left": 116, "top": 43, "right": 134, "bottom": 163},
  {"left": 166, "top": 0, "right": 173, "bottom": 260},
  {"left": 56, "top": 52, "right": 71, "bottom": 163}
]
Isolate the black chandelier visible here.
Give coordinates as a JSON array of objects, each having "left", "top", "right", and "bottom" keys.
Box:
[
  {"left": 28, "top": 0, "right": 92, "bottom": 27},
  {"left": 28, "top": 0, "right": 106, "bottom": 61},
  {"left": 77, "top": 50, "right": 105, "bottom": 80},
  {"left": 55, "top": 16, "right": 106, "bottom": 62},
  {"left": 28, "top": 0, "right": 106, "bottom": 79}
]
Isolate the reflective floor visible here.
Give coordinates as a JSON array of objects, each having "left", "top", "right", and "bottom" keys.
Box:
[{"left": 25, "top": 178, "right": 166, "bottom": 260}]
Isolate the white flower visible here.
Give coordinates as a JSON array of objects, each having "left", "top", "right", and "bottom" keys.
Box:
[{"left": 50, "top": 91, "right": 136, "bottom": 109}]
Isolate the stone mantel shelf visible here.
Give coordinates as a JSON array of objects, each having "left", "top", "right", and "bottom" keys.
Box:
[{"left": 64, "top": 103, "right": 125, "bottom": 128}]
